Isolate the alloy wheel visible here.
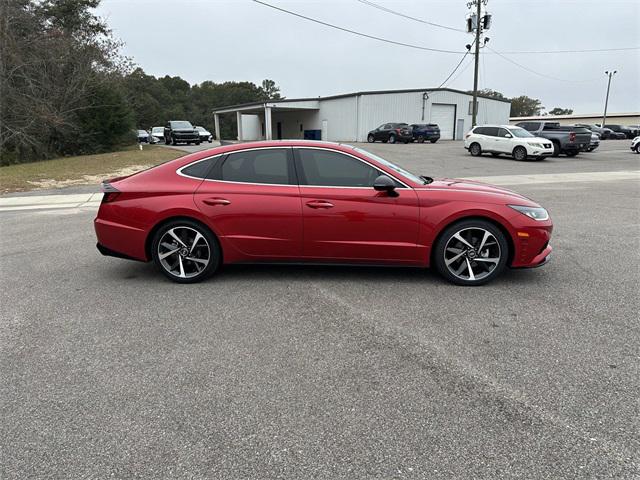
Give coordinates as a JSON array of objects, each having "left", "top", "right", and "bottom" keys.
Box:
[
  {"left": 157, "top": 226, "right": 211, "bottom": 279},
  {"left": 443, "top": 227, "right": 501, "bottom": 281}
]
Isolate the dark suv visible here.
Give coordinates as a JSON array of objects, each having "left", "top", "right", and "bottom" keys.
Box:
[
  {"left": 604, "top": 124, "right": 634, "bottom": 139},
  {"left": 367, "top": 123, "right": 413, "bottom": 144},
  {"left": 410, "top": 124, "right": 440, "bottom": 143},
  {"left": 164, "top": 121, "right": 200, "bottom": 145}
]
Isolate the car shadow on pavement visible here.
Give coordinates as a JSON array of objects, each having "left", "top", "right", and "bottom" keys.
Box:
[{"left": 101, "top": 260, "right": 549, "bottom": 287}]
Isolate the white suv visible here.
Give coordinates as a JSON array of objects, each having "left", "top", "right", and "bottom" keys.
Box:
[{"left": 464, "top": 125, "right": 554, "bottom": 161}]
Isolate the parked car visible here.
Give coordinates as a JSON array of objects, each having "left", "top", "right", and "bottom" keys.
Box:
[
  {"left": 137, "top": 130, "right": 150, "bottom": 143},
  {"left": 626, "top": 125, "right": 640, "bottom": 137},
  {"left": 410, "top": 124, "right": 440, "bottom": 143},
  {"left": 150, "top": 126, "right": 165, "bottom": 143},
  {"left": 631, "top": 136, "right": 640, "bottom": 153},
  {"left": 195, "top": 126, "right": 213, "bottom": 143},
  {"left": 164, "top": 120, "right": 200, "bottom": 145},
  {"left": 464, "top": 125, "right": 554, "bottom": 161},
  {"left": 95, "top": 141, "right": 552, "bottom": 286},
  {"left": 604, "top": 124, "right": 634, "bottom": 139},
  {"left": 367, "top": 123, "right": 413, "bottom": 144},
  {"left": 586, "top": 132, "right": 600, "bottom": 152},
  {"left": 515, "top": 121, "right": 591, "bottom": 156},
  {"left": 607, "top": 131, "right": 627, "bottom": 140},
  {"left": 574, "top": 123, "right": 610, "bottom": 139}
]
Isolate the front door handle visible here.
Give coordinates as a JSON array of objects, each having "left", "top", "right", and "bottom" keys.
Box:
[
  {"left": 203, "top": 197, "right": 231, "bottom": 206},
  {"left": 306, "top": 200, "right": 334, "bottom": 209}
]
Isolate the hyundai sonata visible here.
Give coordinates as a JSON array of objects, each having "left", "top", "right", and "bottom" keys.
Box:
[{"left": 95, "top": 141, "right": 552, "bottom": 285}]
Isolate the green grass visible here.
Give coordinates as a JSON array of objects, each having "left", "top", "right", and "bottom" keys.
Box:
[{"left": 0, "top": 145, "right": 184, "bottom": 193}]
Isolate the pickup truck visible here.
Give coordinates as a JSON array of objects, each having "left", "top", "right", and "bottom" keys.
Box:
[{"left": 515, "top": 121, "right": 592, "bottom": 157}]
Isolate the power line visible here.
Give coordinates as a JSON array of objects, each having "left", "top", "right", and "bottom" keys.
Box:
[
  {"left": 355, "top": 0, "right": 639, "bottom": 54},
  {"left": 355, "top": 0, "right": 465, "bottom": 33},
  {"left": 438, "top": 42, "right": 475, "bottom": 88},
  {"left": 252, "top": 0, "right": 465, "bottom": 54},
  {"left": 486, "top": 46, "right": 600, "bottom": 83}
]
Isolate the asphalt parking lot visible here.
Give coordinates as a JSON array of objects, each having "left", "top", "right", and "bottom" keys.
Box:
[{"left": 1, "top": 140, "right": 638, "bottom": 478}]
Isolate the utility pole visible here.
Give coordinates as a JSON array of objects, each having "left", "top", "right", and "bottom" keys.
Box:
[
  {"left": 467, "top": 1, "right": 490, "bottom": 127},
  {"left": 602, "top": 70, "right": 617, "bottom": 127}
]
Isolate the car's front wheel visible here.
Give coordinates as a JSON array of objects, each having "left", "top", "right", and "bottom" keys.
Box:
[
  {"left": 367, "top": 134, "right": 375, "bottom": 143},
  {"left": 512, "top": 146, "right": 528, "bottom": 161},
  {"left": 151, "top": 220, "right": 220, "bottom": 283},
  {"left": 433, "top": 219, "right": 509, "bottom": 286},
  {"left": 417, "top": 135, "right": 425, "bottom": 143}
]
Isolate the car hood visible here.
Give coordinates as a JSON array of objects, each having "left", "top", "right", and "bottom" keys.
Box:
[
  {"left": 420, "top": 178, "right": 539, "bottom": 206},
  {"left": 173, "top": 128, "right": 196, "bottom": 133}
]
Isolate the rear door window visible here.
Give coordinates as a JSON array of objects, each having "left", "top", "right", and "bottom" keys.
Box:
[
  {"left": 484, "top": 127, "right": 499, "bottom": 137},
  {"left": 218, "top": 148, "right": 293, "bottom": 185}
]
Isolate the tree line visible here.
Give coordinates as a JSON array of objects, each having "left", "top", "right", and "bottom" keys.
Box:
[{"left": 0, "top": 0, "right": 281, "bottom": 165}]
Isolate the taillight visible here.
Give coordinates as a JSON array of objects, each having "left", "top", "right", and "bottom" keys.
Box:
[
  {"left": 101, "top": 181, "right": 120, "bottom": 203},
  {"left": 569, "top": 132, "right": 576, "bottom": 142},
  {"left": 395, "top": 128, "right": 401, "bottom": 133},
  {"left": 102, "top": 192, "right": 121, "bottom": 203}
]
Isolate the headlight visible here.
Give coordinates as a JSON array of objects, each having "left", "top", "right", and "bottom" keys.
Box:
[
  {"left": 509, "top": 205, "right": 549, "bottom": 221},
  {"left": 528, "top": 142, "right": 543, "bottom": 148}
]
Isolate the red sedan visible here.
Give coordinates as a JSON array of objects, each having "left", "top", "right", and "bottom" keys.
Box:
[{"left": 94, "top": 141, "right": 552, "bottom": 285}]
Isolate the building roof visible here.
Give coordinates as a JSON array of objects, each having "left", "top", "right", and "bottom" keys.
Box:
[
  {"left": 213, "top": 87, "right": 511, "bottom": 114},
  {"left": 510, "top": 112, "right": 640, "bottom": 121}
]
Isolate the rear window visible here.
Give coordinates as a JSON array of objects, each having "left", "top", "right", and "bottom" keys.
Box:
[{"left": 181, "top": 157, "right": 217, "bottom": 179}]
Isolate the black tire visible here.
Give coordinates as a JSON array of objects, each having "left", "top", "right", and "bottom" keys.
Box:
[
  {"left": 417, "top": 135, "right": 425, "bottom": 143},
  {"left": 382, "top": 139, "right": 388, "bottom": 143},
  {"left": 635, "top": 145, "right": 640, "bottom": 153},
  {"left": 469, "top": 142, "right": 482, "bottom": 156},
  {"left": 151, "top": 219, "right": 221, "bottom": 284},
  {"left": 565, "top": 150, "right": 579, "bottom": 157},
  {"left": 433, "top": 219, "right": 509, "bottom": 286},
  {"left": 512, "top": 146, "right": 528, "bottom": 161},
  {"left": 367, "top": 134, "right": 375, "bottom": 143},
  {"left": 551, "top": 141, "right": 560, "bottom": 157},
  {"left": 208, "top": 139, "right": 213, "bottom": 143},
  {"left": 491, "top": 153, "right": 500, "bottom": 157},
  {"left": 430, "top": 139, "right": 438, "bottom": 144},
  {"left": 403, "top": 140, "right": 409, "bottom": 144},
  {"left": 172, "top": 137, "right": 178, "bottom": 146},
  {"left": 165, "top": 137, "right": 170, "bottom": 145},
  {"left": 187, "top": 142, "right": 192, "bottom": 145},
  {"left": 388, "top": 134, "right": 396, "bottom": 144},
  {"left": 196, "top": 141, "right": 201, "bottom": 145}
]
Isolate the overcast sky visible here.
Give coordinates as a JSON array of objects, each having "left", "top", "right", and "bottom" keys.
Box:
[{"left": 97, "top": 0, "right": 639, "bottom": 114}]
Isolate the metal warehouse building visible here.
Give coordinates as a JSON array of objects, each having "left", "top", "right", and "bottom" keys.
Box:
[{"left": 212, "top": 88, "right": 511, "bottom": 143}]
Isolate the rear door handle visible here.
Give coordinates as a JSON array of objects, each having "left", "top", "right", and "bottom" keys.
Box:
[
  {"left": 306, "top": 200, "right": 334, "bottom": 209},
  {"left": 203, "top": 197, "right": 231, "bottom": 206}
]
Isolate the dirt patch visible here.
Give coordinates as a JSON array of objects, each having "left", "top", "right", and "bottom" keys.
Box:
[{"left": 24, "top": 164, "right": 153, "bottom": 190}]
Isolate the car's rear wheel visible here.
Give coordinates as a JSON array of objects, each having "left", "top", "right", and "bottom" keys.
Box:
[
  {"left": 196, "top": 141, "right": 201, "bottom": 145},
  {"left": 551, "top": 141, "right": 560, "bottom": 157},
  {"left": 565, "top": 150, "right": 579, "bottom": 157},
  {"left": 367, "top": 134, "right": 375, "bottom": 143},
  {"left": 388, "top": 134, "right": 396, "bottom": 144},
  {"left": 433, "top": 219, "right": 509, "bottom": 286},
  {"left": 513, "top": 146, "right": 528, "bottom": 161},
  {"left": 430, "top": 139, "right": 438, "bottom": 144},
  {"left": 151, "top": 220, "right": 220, "bottom": 283},
  {"left": 635, "top": 144, "right": 640, "bottom": 153},
  {"left": 417, "top": 135, "right": 425, "bottom": 143},
  {"left": 469, "top": 142, "right": 482, "bottom": 156}
]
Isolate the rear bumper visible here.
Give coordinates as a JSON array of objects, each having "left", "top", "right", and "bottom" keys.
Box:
[
  {"left": 94, "top": 217, "right": 149, "bottom": 261},
  {"left": 96, "top": 243, "right": 143, "bottom": 262}
]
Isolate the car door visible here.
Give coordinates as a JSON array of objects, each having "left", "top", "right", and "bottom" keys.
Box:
[
  {"left": 193, "top": 147, "right": 303, "bottom": 258},
  {"left": 294, "top": 147, "right": 420, "bottom": 263},
  {"left": 377, "top": 124, "right": 392, "bottom": 141},
  {"left": 494, "top": 127, "right": 513, "bottom": 153}
]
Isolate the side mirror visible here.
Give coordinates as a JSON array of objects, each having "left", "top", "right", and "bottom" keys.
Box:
[
  {"left": 373, "top": 175, "right": 398, "bottom": 196},
  {"left": 504, "top": 133, "right": 512, "bottom": 138}
]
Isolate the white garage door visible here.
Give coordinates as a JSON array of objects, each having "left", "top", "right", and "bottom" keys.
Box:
[{"left": 430, "top": 104, "right": 456, "bottom": 140}]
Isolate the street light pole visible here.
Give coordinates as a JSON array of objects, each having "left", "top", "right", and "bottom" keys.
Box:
[
  {"left": 602, "top": 70, "right": 617, "bottom": 127},
  {"left": 471, "top": 0, "right": 481, "bottom": 127}
]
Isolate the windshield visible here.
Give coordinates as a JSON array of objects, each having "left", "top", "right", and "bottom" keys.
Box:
[
  {"left": 137, "top": 130, "right": 147, "bottom": 135},
  {"left": 171, "top": 121, "right": 193, "bottom": 129},
  {"left": 354, "top": 147, "right": 424, "bottom": 185},
  {"left": 152, "top": 127, "right": 163, "bottom": 134},
  {"left": 508, "top": 127, "right": 534, "bottom": 138}
]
